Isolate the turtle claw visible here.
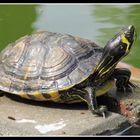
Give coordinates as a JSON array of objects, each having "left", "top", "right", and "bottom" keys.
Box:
[
  {"left": 90, "top": 105, "right": 108, "bottom": 118},
  {"left": 97, "top": 105, "right": 108, "bottom": 118}
]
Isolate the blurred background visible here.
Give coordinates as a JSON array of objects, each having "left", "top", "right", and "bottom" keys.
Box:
[{"left": 0, "top": 4, "right": 139, "bottom": 67}]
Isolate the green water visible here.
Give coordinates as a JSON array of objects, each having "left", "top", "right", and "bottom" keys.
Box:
[{"left": 0, "top": 4, "right": 140, "bottom": 67}]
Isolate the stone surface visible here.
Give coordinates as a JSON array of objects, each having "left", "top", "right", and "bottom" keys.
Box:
[{"left": 0, "top": 94, "right": 131, "bottom": 136}]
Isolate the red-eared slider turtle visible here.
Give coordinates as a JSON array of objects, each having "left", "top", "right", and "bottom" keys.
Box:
[{"left": 0, "top": 25, "right": 135, "bottom": 117}]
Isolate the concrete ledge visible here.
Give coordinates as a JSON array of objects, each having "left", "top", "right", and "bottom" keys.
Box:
[{"left": 0, "top": 95, "right": 131, "bottom": 136}]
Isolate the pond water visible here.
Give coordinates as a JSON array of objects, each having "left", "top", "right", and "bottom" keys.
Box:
[{"left": 0, "top": 3, "right": 140, "bottom": 68}]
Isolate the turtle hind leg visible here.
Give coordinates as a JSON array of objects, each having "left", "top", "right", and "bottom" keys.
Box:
[
  {"left": 113, "top": 68, "right": 137, "bottom": 94},
  {"left": 71, "top": 87, "right": 108, "bottom": 118}
]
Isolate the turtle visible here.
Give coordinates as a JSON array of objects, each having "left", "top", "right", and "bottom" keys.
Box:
[{"left": 0, "top": 25, "right": 135, "bottom": 117}]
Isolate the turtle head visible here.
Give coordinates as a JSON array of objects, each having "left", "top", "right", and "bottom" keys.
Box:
[
  {"left": 107, "top": 25, "right": 135, "bottom": 56},
  {"left": 93, "top": 25, "right": 135, "bottom": 80}
]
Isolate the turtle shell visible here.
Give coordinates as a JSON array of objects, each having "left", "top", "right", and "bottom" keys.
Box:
[{"left": 0, "top": 31, "right": 103, "bottom": 97}]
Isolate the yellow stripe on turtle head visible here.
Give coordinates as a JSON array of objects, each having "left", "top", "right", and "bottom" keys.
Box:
[{"left": 121, "top": 34, "right": 130, "bottom": 53}]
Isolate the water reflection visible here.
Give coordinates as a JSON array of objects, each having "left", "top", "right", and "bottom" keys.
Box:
[{"left": 33, "top": 5, "right": 100, "bottom": 40}]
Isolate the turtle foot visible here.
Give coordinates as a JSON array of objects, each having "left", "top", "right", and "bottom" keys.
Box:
[{"left": 90, "top": 105, "right": 109, "bottom": 118}]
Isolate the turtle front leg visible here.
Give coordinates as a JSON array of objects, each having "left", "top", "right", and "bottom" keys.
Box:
[
  {"left": 84, "top": 87, "right": 108, "bottom": 118},
  {"left": 71, "top": 87, "right": 108, "bottom": 118},
  {"left": 113, "top": 68, "right": 136, "bottom": 93}
]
